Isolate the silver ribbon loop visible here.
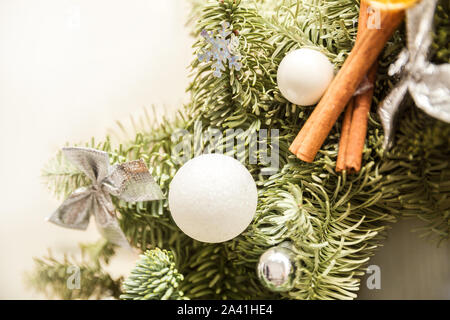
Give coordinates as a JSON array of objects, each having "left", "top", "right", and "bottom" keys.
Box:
[
  {"left": 378, "top": 0, "right": 450, "bottom": 150},
  {"left": 47, "top": 147, "right": 164, "bottom": 247}
]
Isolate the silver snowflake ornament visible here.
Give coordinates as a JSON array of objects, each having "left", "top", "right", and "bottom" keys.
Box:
[{"left": 198, "top": 22, "right": 242, "bottom": 78}]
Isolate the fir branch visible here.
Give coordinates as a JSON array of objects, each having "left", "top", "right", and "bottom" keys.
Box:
[
  {"left": 121, "top": 248, "right": 187, "bottom": 300},
  {"left": 430, "top": 0, "right": 450, "bottom": 64},
  {"left": 381, "top": 106, "right": 450, "bottom": 244},
  {"left": 26, "top": 240, "right": 122, "bottom": 299},
  {"left": 37, "top": 0, "right": 450, "bottom": 300},
  {"left": 189, "top": 0, "right": 276, "bottom": 127},
  {"left": 180, "top": 242, "right": 274, "bottom": 299},
  {"left": 79, "top": 238, "right": 117, "bottom": 267}
]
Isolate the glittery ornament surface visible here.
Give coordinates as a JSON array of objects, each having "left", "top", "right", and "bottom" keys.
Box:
[
  {"left": 47, "top": 147, "right": 164, "bottom": 247},
  {"left": 378, "top": 0, "right": 450, "bottom": 149},
  {"left": 198, "top": 22, "right": 242, "bottom": 78}
]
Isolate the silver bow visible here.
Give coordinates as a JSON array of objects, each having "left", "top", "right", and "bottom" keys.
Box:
[
  {"left": 47, "top": 147, "right": 164, "bottom": 247},
  {"left": 378, "top": 0, "right": 450, "bottom": 149}
]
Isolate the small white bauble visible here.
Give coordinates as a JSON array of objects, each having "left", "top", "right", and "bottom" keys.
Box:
[
  {"left": 168, "top": 154, "right": 257, "bottom": 243},
  {"left": 277, "top": 48, "right": 334, "bottom": 106}
]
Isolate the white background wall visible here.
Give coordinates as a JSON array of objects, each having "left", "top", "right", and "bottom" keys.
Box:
[
  {"left": 0, "top": 0, "right": 193, "bottom": 299},
  {"left": 0, "top": 0, "right": 449, "bottom": 299}
]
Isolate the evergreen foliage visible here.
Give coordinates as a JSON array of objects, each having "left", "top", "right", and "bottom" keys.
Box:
[
  {"left": 121, "top": 248, "right": 186, "bottom": 300},
  {"left": 26, "top": 240, "right": 122, "bottom": 299},
  {"left": 34, "top": 0, "right": 449, "bottom": 299}
]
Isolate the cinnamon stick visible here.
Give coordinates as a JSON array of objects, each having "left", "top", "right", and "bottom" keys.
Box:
[
  {"left": 345, "top": 65, "right": 377, "bottom": 172},
  {"left": 336, "top": 0, "right": 378, "bottom": 173},
  {"left": 289, "top": 5, "right": 405, "bottom": 163}
]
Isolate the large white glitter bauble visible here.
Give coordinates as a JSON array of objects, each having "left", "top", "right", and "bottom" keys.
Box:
[
  {"left": 277, "top": 48, "right": 334, "bottom": 106},
  {"left": 168, "top": 154, "right": 257, "bottom": 243}
]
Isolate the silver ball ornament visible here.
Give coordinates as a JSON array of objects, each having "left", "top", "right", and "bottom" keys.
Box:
[{"left": 257, "top": 243, "right": 296, "bottom": 292}]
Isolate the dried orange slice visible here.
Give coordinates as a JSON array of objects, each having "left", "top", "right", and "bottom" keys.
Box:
[{"left": 367, "top": 0, "right": 419, "bottom": 10}]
